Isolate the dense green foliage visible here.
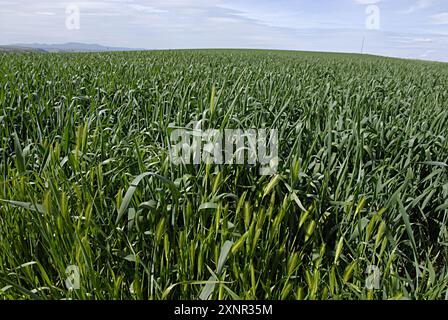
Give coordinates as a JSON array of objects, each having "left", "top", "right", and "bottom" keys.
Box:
[{"left": 0, "top": 50, "right": 447, "bottom": 299}]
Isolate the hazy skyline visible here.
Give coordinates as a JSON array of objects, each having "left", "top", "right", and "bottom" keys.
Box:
[{"left": 1, "top": 0, "right": 447, "bottom": 61}]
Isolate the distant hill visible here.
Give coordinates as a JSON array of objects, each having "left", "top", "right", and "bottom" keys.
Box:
[
  {"left": 1, "top": 42, "right": 143, "bottom": 53},
  {"left": 0, "top": 45, "right": 46, "bottom": 53}
]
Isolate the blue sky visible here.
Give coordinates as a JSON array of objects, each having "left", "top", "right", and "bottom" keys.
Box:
[{"left": 0, "top": 0, "right": 447, "bottom": 61}]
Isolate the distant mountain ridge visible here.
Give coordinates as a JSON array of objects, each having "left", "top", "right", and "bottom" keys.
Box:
[{"left": 0, "top": 42, "right": 143, "bottom": 53}]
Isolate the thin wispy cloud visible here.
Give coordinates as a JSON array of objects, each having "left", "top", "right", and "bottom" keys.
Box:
[
  {"left": 403, "top": 0, "right": 435, "bottom": 14},
  {"left": 432, "top": 12, "right": 448, "bottom": 24},
  {"left": 353, "top": 0, "right": 383, "bottom": 5}
]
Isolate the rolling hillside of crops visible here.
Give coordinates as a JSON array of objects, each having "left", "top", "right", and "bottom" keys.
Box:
[{"left": 0, "top": 49, "right": 447, "bottom": 300}]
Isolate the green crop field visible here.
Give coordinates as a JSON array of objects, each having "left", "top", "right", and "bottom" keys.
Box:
[{"left": 0, "top": 49, "right": 447, "bottom": 300}]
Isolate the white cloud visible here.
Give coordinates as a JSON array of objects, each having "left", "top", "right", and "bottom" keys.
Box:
[
  {"left": 432, "top": 12, "right": 448, "bottom": 24},
  {"left": 128, "top": 4, "right": 167, "bottom": 14},
  {"left": 35, "top": 11, "right": 55, "bottom": 15},
  {"left": 403, "top": 0, "right": 435, "bottom": 14},
  {"left": 390, "top": 36, "right": 434, "bottom": 43},
  {"left": 353, "top": 0, "right": 383, "bottom": 5}
]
